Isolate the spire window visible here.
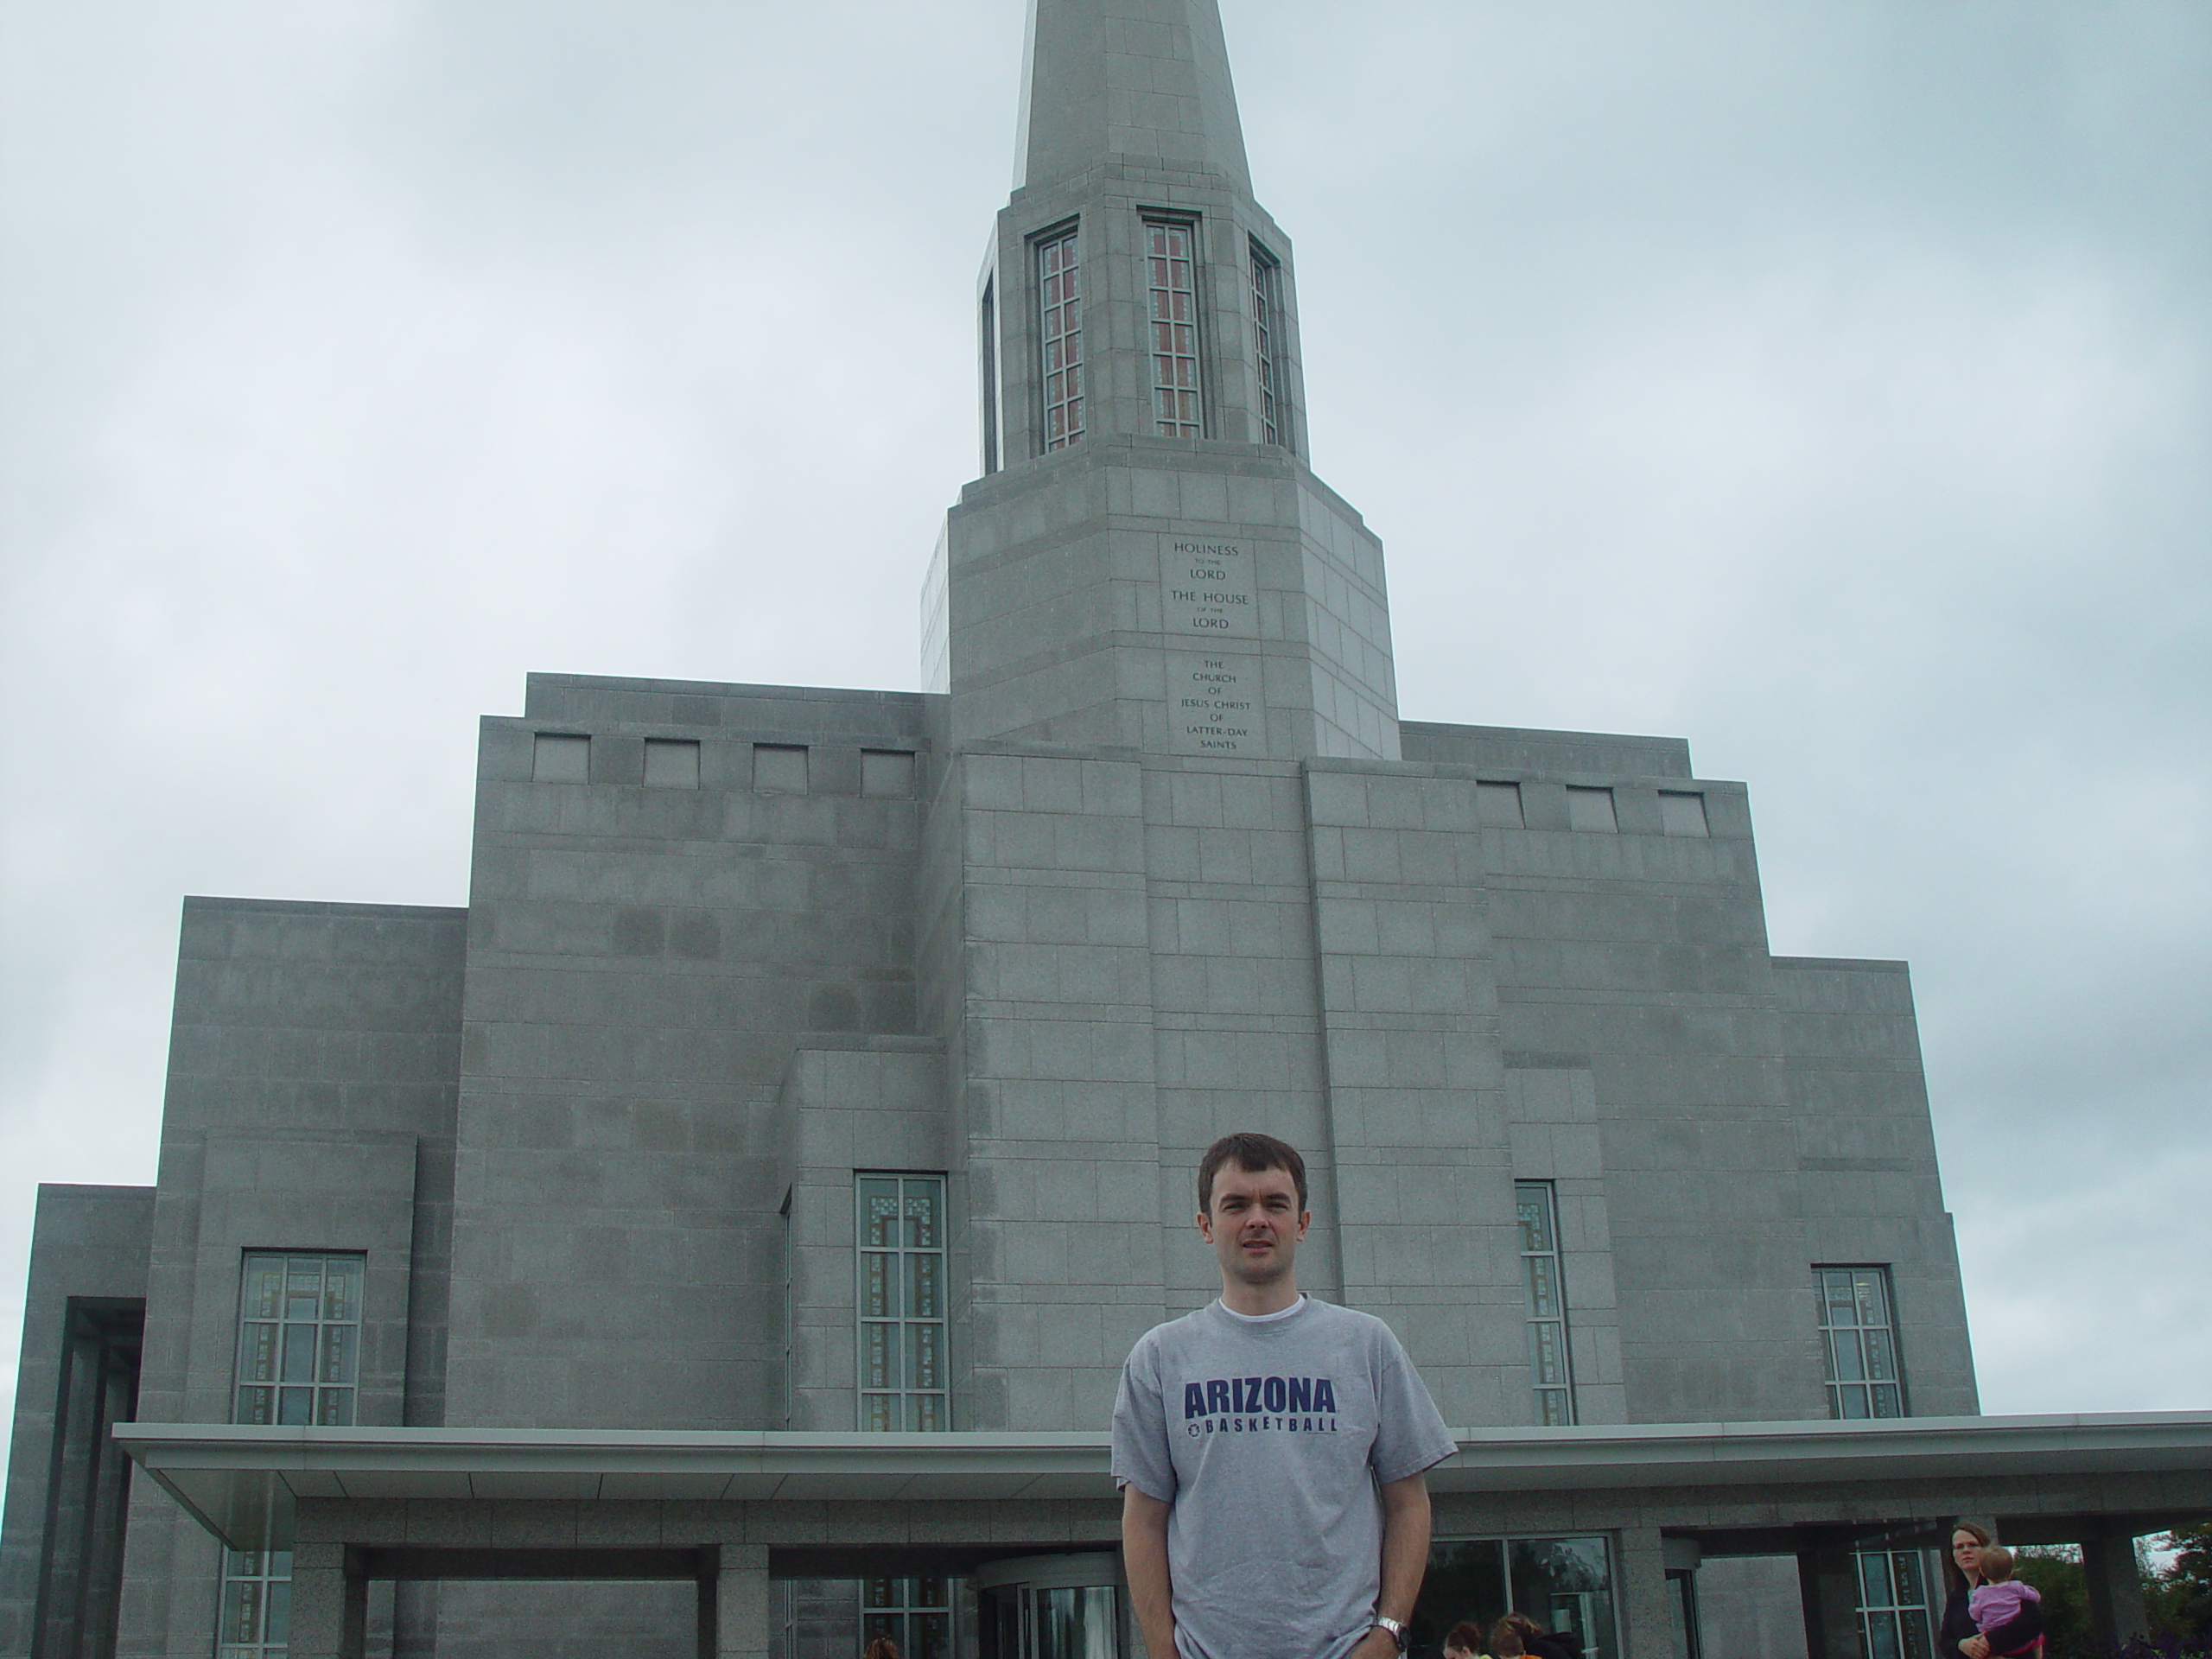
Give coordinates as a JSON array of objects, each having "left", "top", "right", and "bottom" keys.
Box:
[
  {"left": 1250, "top": 240, "right": 1287, "bottom": 448},
  {"left": 980, "top": 276, "right": 1001, "bottom": 474},
  {"left": 1037, "top": 226, "right": 1084, "bottom": 451},
  {"left": 1146, "top": 220, "right": 1203, "bottom": 437}
]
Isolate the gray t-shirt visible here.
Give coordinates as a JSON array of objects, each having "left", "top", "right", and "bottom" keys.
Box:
[{"left": 1110, "top": 1297, "right": 1458, "bottom": 1659}]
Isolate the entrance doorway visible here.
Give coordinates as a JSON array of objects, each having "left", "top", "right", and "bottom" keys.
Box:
[{"left": 976, "top": 1553, "right": 1128, "bottom": 1659}]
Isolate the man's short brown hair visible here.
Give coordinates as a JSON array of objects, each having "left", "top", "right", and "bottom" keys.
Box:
[{"left": 1197, "top": 1133, "right": 1308, "bottom": 1213}]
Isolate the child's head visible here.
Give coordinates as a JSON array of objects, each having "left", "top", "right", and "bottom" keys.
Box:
[
  {"left": 1444, "top": 1623, "right": 1488, "bottom": 1659},
  {"left": 1979, "top": 1546, "right": 2016, "bottom": 1584},
  {"left": 1491, "top": 1614, "right": 1541, "bottom": 1656}
]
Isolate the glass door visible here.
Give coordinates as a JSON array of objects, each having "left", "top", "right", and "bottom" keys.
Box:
[{"left": 976, "top": 1554, "right": 1127, "bottom": 1659}]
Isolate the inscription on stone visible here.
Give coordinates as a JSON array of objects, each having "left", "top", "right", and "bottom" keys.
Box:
[
  {"left": 1159, "top": 533, "right": 1258, "bottom": 639},
  {"left": 1166, "top": 652, "right": 1261, "bottom": 756}
]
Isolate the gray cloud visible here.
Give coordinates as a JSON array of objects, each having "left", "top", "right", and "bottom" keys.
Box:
[{"left": 3, "top": 0, "right": 2205, "bottom": 1424}]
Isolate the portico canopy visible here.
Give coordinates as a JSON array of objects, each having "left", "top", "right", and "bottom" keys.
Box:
[{"left": 118, "top": 1410, "right": 2212, "bottom": 1556}]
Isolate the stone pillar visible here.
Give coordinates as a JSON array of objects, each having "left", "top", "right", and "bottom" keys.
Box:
[
  {"left": 713, "top": 1545, "right": 771, "bottom": 1659},
  {"left": 286, "top": 1543, "right": 366, "bottom": 1659},
  {"left": 1796, "top": 1530, "right": 1861, "bottom": 1659},
  {"left": 2082, "top": 1532, "right": 2149, "bottom": 1649},
  {"left": 1616, "top": 1526, "right": 1675, "bottom": 1659}
]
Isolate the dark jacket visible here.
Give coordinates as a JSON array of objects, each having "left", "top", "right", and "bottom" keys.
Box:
[
  {"left": 1942, "top": 1576, "right": 2044, "bottom": 1657},
  {"left": 1527, "top": 1634, "right": 1585, "bottom": 1659}
]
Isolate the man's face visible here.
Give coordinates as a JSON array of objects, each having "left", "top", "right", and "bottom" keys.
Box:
[{"left": 1198, "top": 1162, "right": 1309, "bottom": 1287}]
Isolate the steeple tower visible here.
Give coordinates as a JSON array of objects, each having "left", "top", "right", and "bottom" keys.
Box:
[
  {"left": 924, "top": 0, "right": 1402, "bottom": 764},
  {"left": 1014, "top": 0, "right": 1251, "bottom": 194}
]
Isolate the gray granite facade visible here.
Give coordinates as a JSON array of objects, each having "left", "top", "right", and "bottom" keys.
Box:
[{"left": 3, "top": 3, "right": 2099, "bottom": 1657}]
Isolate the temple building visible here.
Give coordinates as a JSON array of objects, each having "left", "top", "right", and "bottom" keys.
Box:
[{"left": 4, "top": 3, "right": 2206, "bottom": 1657}]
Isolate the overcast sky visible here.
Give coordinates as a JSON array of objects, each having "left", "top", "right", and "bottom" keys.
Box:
[{"left": 2, "top": 1, "right": 2206, "bottom": 1434}]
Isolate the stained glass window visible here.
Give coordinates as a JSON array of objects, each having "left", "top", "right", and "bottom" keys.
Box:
[
  {"left": 1039, "top": 228, "right": 1084, "bottom": 451},
  {"left": 981, "top": 276, "right": 1001, "bottom": 474},
  {"left": 217, "top": 1548, "right": 292, "bottom": 1659},
  {"left": 1816, "top": 1266, "right": 1906, "bottom": 1419},
  {"left": 1516, "top": 1182, "right": 1575, "bottom": 1426},
  {"left": 1857, "top": 1549, "right": 1937, "bottom": 1659},
  {"left": 222, "top": 1252, "right": 361, "bottom": 1657},
  {"left": 865, "top": 1576, "right": 955, "bottom": 1659},
  {"left": 1147, "top": 220, "right": 1202, "bottom": 437},
  {"left": 858, "top": 1173, "right": 949, "bottom": 1431},
  {"left": 1250, "top": 240, "right": 1285, "bottom": 447},
  {"left": 233, "top": 1253, "right": 361, "bottom": 1428}
]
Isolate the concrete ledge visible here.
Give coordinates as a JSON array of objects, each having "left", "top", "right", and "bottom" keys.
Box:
[{"left": 115, "top": 1413, "right": 2212, "bottom": 1551}]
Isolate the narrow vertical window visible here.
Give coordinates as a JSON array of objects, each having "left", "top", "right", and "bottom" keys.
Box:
[
  {"left": 863, "top": 1576, "right": 953, "bottom": 1659},
  {"left": 1037, "top": 227, "right": 1084, "bottom": 451},
  {"left": 1516, "top": 1182, "right": 1575, "bottom": 1426},
  {"left": 1856, "top": 1549, "right": 1937, "bottom": 1659},
  {"left": 857, "top": 1173, "right": 948, "bottom": 1431},
  {"left": 779, "top": 1188, "right": 796, "bottom": 1427},
  {"left": 1147, "top": 219, "right": 1202, "bottom": 437},
  {"left": 221, "top": 1252, "right": 363, "bottom": 1659},
  {"left": 1816, "top": 1265, "right": 1905, "bottom": 1418},
  {"left": 217, "top": 1548, "right": 291, "bottom": 1659},
  {"left": 1249, "top": 240, "right": 1286, "bottom": 448},
  {"left": 980, "top": 276, "right": 1001, "bottom": 474},
  {"left": 233, "top": 1252, "right": 362, "bottom": 1427}
]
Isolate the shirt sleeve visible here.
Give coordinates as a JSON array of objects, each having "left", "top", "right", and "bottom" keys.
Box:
[
  {"left": 1367, "top": 1322, "right": 1459, "bottom": 1484},
  {"left": 1109, "top": 1334, "right": 1178, "bottom": 1503}
]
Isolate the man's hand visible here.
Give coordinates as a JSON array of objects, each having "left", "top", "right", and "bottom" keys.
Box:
[
  {"left": 1351, "top": 1629, "right": 1406, "bottom": 1659},
  {"left": 1122, "top": 1485, "right": 1177, "bottom": 1659}
]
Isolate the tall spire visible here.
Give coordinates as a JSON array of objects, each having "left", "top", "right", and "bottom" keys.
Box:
[
  {"left": 929, "top": 0, "right": 1401, "bottom": 766},
  {"left": 1014, "top": 0, "right": 1251, "bottom": 194}
]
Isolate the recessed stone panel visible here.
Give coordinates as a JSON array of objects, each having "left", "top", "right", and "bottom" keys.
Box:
[
  {"left": 1163, "top": 651, "right": 1262, "bottom": 756},
  {"left": 1157, "top": 531, "right": 1258, "bottom": 639}
]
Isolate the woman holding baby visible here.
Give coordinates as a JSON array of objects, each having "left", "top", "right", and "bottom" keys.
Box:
[{"left": 1942, "top": 1524, "right": 2047, "bottom": 1659}]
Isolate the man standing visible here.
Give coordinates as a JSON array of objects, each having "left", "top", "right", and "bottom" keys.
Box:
[{"left": 1112, "top": 1133, "right": 1458, "bottom": 1659}]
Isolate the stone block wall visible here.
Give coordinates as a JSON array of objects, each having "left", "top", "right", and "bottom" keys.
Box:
[
  {"left": 117, "top": 896, "right": 466, "bottom": 1657},
  {"left": 442, "top": 678, "right": 931, "bottom": 1434}
]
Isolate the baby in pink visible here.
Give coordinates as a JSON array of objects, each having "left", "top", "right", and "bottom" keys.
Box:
[{"left": 1969, "top": 1548, "right": 2043, "bottom": 1657}]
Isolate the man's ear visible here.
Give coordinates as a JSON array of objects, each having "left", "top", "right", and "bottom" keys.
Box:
[
  {"left": 1297, "top": 1210, "right": 1312, "bottom": 1240},
  {"left": 1196, "top": 1210, "right": 1214, "bottom": 1241}
]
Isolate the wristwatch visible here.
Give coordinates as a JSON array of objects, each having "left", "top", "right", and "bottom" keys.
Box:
[{"left": 1371, "top": 1618, "right": 1409, "bottom": 1653}]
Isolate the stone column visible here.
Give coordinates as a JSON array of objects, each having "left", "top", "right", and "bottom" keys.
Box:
[
  {"left": 286, "top": 1543, "right": 366, "bottom": 1659},
  {"left": 1616, "top": 1526, "right": 1675, "bottom": 1659},
  {"left": 2082, "top": 1531, "right": 2149, "bottom": 1649},
  {"left": 1795, "top": 1529, "right": 1861, "bottom": 1659},
  {"left": 713, "top": 1545, "right": 771, "bottom": 1659}
]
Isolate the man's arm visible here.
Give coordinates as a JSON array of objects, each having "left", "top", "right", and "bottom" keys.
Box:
[
  {"left": 1122, "top": 1484, "right": 1177, "bottom": 1659},
  {"left": 1351, "top": 1471, "right": 1433, "bottom": 1659}
]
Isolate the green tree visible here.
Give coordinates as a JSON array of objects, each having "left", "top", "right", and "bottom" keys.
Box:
[
  {"left": 2014, "top": 1548, "right": 2091, "bottom": 1659},
  {"left": 2147, "top": 1524, "right": 2212, "bottom": 1649}
]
